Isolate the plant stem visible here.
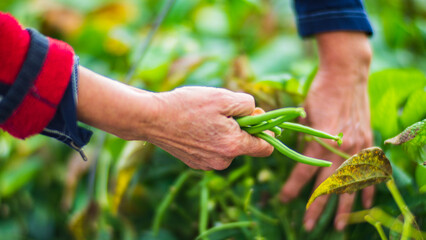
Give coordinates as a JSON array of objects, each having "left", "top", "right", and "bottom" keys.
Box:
[
  {"left": 347, "top": 208, "right": 426, "bottom": 239},
  {"left": 311, "top": 136, "right": 350, "bottom": 159},
  {"left": 243, "top": 188, "right": 253, "bottom": 212},
  {"left": 152, "top": 171, "right": 191, "bottom": 236},
  {"left": 199, "top": 175, "right": 209, "bottom": 240},
  {"left": 364, "top": 215, "right": 388, "bottom": 240},
  {"left": 227, "top": 191, "right": 278, "bottom": 225},
  {"left": 195, "top": 221, "right": 255, "bottom": 240},
  {"left": 96, "top": 151, "right": 112, "bottom": 210},
  {"left": 125, "top": 0, "right": 177, "bottom": 82},
  {"left": 386, "top": 178, "right": 417, "bottom": 240},
  {"left": 271, "top": 200, "right": 296, "bottom": 240}
]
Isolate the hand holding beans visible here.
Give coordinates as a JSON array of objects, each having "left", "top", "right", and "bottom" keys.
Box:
[
  {"left": 144, "top": 86, "right": 274, "bottom": 170},
  {"left": 77, "top": 68, "right": 273, "bottom": 170}
]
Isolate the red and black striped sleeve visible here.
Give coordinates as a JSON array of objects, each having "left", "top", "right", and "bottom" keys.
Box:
[{"left": 0, "top": 12, "right": 75, "bottom": 139}]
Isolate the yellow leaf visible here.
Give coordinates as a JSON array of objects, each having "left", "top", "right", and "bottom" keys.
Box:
[
  {"left": 68, "top": 202, "right": 99, "bottom": 240},
  {"left": 306, "top": 147, "right": 392, "bottom": 210},
  {"left": 111, "top": 142, "right": 155, "bottom": 214}
]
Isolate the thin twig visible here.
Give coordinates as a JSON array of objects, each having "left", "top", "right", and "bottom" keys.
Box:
[
  {"left": 386, "top": 178, "right": 418, "bottom": 240},
  {"left": 125, "top": 0, "right": 177, "bottom": 83},
  {"left": 87, "top": 0, "right": 177, "bottom": 201}
]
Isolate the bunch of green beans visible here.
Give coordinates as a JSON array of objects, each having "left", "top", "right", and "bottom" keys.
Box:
[{"left": 237, "top": 107, "right": 343, "bottom": 167}]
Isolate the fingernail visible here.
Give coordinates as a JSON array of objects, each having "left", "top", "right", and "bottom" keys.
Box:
[
  {"left": 304, "top": 219, "right": 315, "bottom": 231},
  {"left": 336, "top": 219, "right": 346, "bottom": 231}
]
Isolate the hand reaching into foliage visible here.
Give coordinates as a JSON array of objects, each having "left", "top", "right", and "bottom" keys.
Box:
[
  {"left": 279, "top": 32, "right": 374, "bottom": 231},
  {"left": 77, "top": 67, "right": 273, "bottom": 170}
]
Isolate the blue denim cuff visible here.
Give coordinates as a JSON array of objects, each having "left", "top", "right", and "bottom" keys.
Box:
[
  {"left": 41, "top": 56, "right": 93, "bottom": 160},
  {"left": 294, "top": 0, "right": 373, "bottom": 37}
]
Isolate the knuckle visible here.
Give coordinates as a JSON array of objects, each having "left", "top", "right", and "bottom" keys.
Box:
[
  {"left": 240, "top": 93, "right": 255, "bottom": 106},
  {"left": 261, "top": 140, "right": 274, "bottom": 156}
]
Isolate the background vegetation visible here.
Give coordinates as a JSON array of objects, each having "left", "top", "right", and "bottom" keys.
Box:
[{"left": 0, "top": 0, "right": 425, "bottom": 239}]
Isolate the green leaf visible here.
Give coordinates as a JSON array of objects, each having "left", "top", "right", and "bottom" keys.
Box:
[
  {"left": 400, "top": 89, "right": 426, "bottom": 127},
  {"left": 0, "top": 157, "right": 42, "bottom": 197},
  {"left": 415, "top": 164, "right": 426, "bottom": 193},
  {"left": 369, "top": 69, "right": 426, "bottom": 139},
  {"left": 306, "top": 147, "right": 392, "bottom": 210}
]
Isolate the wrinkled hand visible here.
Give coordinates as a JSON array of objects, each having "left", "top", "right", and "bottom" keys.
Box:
[
  {"left": 279, "top": 74, "right": 374, "bottom": 230},
  {"left": 145, "top": 86, "right": 274, "bottom": 170}
]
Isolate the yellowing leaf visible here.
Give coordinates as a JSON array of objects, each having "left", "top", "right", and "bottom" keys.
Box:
[
  {"left": 385, "top": 119, "right": 426, "bottom": 147},
  {"left": 385, "top": 119, "right": 426, "bottom": 165},
  {"left": 306, "top": 147, "right": 392, "bottom": 210},
  {"left": 68, "top": 202, "right": 99, "bottom": 240},
  {"left": 111, "top": 142, "right": 155, "bottom": 214}
]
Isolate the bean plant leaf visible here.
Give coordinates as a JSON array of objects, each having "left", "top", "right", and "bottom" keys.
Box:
[
  {"left": 306, "top": 147, "right": 392, "bottom": 210},
  {"left": 384, "top": 119, "right": 426, "bottom": 147},
  {"left": 385, "top": 119, "right": 426, "bottom": 165}
]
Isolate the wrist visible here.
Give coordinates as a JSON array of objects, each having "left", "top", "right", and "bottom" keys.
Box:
[
  {"left": 128, "top": 91, "right": 163, "bottom": 141},
  {"left": 316, "top": 32, "right": 372, "bottom": 85}
]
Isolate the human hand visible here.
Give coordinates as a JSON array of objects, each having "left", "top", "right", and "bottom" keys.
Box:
[
  {"left": 144, "top": 86, "right": 274, "bottom": 170},
  {"left": 279, "top": 32, "right": 374, "bottom": 231},
  {"left": 76, "top": 68, "right": 272, "bottom": 170},
  {"left": 279, "top": 76, "right": 374, "bottom": 230}
]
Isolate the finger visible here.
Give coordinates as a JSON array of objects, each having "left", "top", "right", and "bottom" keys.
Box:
[
  {"left": 240, "top": 132, "right": 274, "bottom": 157},
  {"left": 169, "top": 147, "right": 213, "bottom": 171},
  {"left": 280, "top": 141, "right": 326, "bottom": 203},
  {"left": 362, "top": 185, "right": 374, "bottom": 209},
  {"left": 251, "top": 107, "right": 265, "bottom": 116},
  {"left": 304, "top": 195, "right": 330, "bottom": 231},
  {"left": 220, "top": 92, "right": 255, "bottom": 117},
  {"left": 334, "top": 193, "right": 356, "bottom": 231},
  {"left": 209, "top": 157, "right": 233, "bottom": 171}
]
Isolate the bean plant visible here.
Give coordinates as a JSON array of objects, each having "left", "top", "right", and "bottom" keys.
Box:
[{"left": 0, "top": 0, "right": 425, "bottom": 239}]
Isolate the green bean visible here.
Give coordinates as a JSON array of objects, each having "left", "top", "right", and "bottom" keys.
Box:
[
  {"left": 279, "top": 122, "right": 343, "bottom": 146},
  {"left": 271, "top": 126, "right": 282, "bottom": 136},
  {"left": 236, "top": 107, "right": 306, "bottom": 127},
  {"left": 255, "top": 132, "right": 332, "bottom": 167},
  {"left": 242, "top": 116, "right": 288, "bottom": 134},
  {"left": 199, "top": 176, "right": 209, "bottom": 239}
]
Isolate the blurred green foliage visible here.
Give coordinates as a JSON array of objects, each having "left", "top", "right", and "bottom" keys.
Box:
[{"left": 0, "top": 0, "right": 425, "bottom": 239}]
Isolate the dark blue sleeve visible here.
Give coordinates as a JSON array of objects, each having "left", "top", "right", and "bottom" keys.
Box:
[
  {"left": 293, "top": 0, "right": 373, "bottom": 37},
  {"left": 41, "top": 56, "right": 93, "bottom": 160}
]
